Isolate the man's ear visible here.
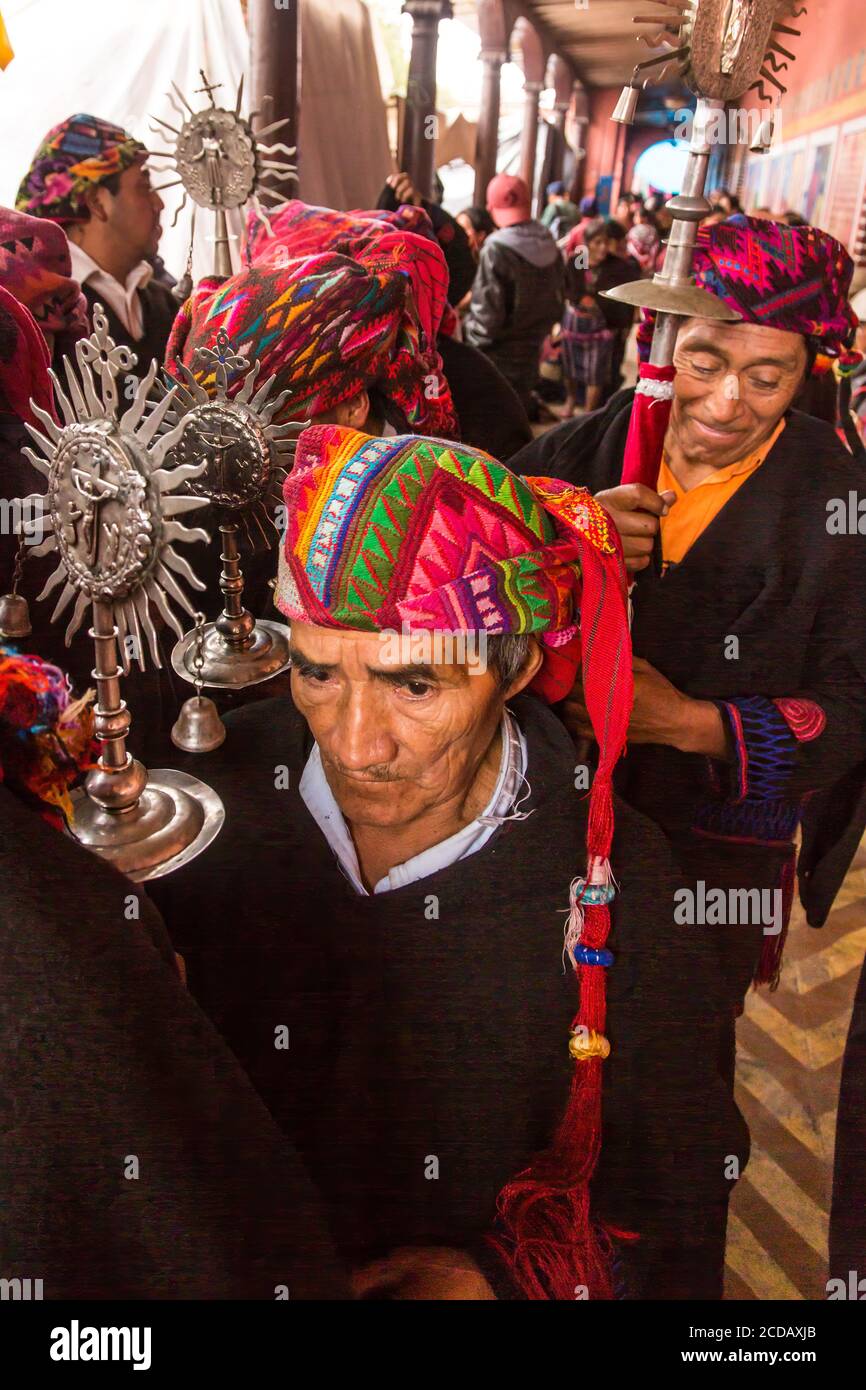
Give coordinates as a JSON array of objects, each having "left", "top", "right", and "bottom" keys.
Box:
[
  {"left": 84, "top": 184, "right": 111, "bottom": 224},
  {"left": 344, "top": 389, "right": 371, "bottom": 430},
  {"left": 502, "top": 637, "right": 544, "bottom": 699}
]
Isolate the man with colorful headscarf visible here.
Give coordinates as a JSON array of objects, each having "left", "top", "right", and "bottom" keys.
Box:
[
  {"left": 150, "top": 427, "right": 737, "bottom": 1300},
  {"left": 510, "top": 217, "right": 866, "bottom": 1286},
  {"left": 164, "top": 200, "right": 459, "bottom": 626},
  {"left": 17, "top": 114, "right": 176, "bottom": 368},
  {"left": 0, "top": 209, "right": 90, "bottom": 675},
  {"left": 168, "top": 201, "right": 457, "bottom": 440}
]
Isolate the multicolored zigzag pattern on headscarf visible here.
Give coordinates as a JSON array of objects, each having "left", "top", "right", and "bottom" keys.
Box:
[
  {"left": 166, "top": 248, "right": 457, "bottom": 437},
  {"left": 0, "top": 644, "right": 95, "bottom": 826}
]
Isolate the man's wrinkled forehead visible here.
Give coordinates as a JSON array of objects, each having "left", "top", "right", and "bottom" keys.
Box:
[
  {"left": 677, "top": 317, "right": 807, "bottom": 372},
  {"left": 288, "top": 621, "right": 474, "bottom": 684}
]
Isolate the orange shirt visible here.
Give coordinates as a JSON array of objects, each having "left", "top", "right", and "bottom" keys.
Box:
[{"left": 658, "top": 420, "right": 786, "bottom": 567}]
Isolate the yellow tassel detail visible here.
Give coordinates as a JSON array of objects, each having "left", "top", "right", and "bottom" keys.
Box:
[{"left": 568, "top": 1028, "right": 610, "bottom": 1061}]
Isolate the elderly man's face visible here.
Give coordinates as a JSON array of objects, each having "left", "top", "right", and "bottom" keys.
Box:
[
  {"left": 289, "top": 621, "right": 528, "bottom": 830},
  {"left": 670, "top": 318, "right": 807, "bottom": 469}
]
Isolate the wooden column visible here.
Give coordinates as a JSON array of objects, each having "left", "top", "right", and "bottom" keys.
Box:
[
  {"left": 610, "top": 121, "right": 629, "bottom": 210},
  {"left": 551, "top": 104, "right": 569, "bottom": 182},
  {"left": 400, "top": 0, "right": 451, "bottom": 200},
  {"left": 569, "top": 81, "right": 589, "bottom": 198},
  {"left": 474, "top": 47, "right": 506, "bottom": 205},
  {"left": 519, "top": 80, "right": 543, "bottom": 203},
  {"left": 248, "top": 0, "right": 300, "bottom": 177}
]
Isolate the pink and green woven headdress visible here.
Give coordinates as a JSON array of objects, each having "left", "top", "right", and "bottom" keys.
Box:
[
  {"left": 279, "top": 424, "right": 634, "bottom": 1299},
  {"left": 16, "top": 114, "right": 145, "bottom": 225},
  {"left": 245, "top": 199, "right": 450, "bottom": 353}
]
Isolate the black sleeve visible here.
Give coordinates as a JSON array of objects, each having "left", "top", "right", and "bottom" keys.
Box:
[
  {"left": 507, "top": 388, "right": 633, "bottom": 484},
  {"left": 463, "top": 242, "right": 508, "bottom": 351},
  {"left": 421, "top": 201, "right": 477, "bottom": 305},
  {"left": 0, "top": 788, "right": 347, "bottom": 1300}
]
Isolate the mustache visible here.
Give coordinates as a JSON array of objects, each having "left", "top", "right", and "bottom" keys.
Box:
[{"left": 325, "top": 756, "right": 401, "bottom": 783}]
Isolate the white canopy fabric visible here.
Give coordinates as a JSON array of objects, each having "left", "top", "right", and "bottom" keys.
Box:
[{"left": 0, "top": 0, "right": 391, "bottom": 282}]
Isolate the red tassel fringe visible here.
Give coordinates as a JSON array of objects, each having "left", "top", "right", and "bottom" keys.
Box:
[
  {"left": 492, "top": 893, "right": 615, "bottom": 1300},
  {"left": 754, "top": 852, "right": 795, "bottom": 990}
]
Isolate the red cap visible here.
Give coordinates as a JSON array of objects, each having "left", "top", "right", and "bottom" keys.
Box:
[{"left": 486, "top": 173, "right": 531, "bottom": 228}]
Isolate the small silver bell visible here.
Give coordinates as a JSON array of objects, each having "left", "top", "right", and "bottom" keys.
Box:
[
  {"left": 171, "top": 694, "right": 226, "bottom": 754},
  {"left": 750, "top": 114, "right": 775, "bottom": 154},
  {"left": 173, "top": 271, "right": 194, "bottom": 304},
  {"left": 611, "top": 84, "right": 640, "bottom": 126},
  {"left": 0, "top": 591, "right": 32, "bottom": 640},
  {"left": 1, "top": 535, "right": 33, "bottom": 640}
]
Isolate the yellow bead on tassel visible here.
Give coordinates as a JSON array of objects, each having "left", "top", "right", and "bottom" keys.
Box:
[{"left": 568, "top": 1028, "right": 611, "bottom": 1061}]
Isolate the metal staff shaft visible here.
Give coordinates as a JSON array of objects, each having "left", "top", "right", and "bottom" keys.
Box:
[
  {"left": 90, "top": 600, "right": 135, "bottom": 775},
  {"left": 604, "top": 97, "right": 738, "bottom": 333},
  {"left": 214, "top": 519, "right": 255, "bottom": 647},
  {"left": 649, "top": 97, "right": 724, "bottom": 365},
  {"left": 213, "top": 206, "right": 233, "bottom": 278}
]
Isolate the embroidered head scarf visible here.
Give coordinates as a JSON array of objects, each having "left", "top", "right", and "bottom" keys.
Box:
[
  {"left": 0, "top": 205, "right": 88, "bottom": 358},
  {"left": 165, "top": 243, "right": 457, "bottom": 436},
  {"left": 245, "top": 198, "right": 460, "bottom": 382},
  {"left": 16, "top": 114, "right": 145, "bottom": 225},
  {"left": 0, "top": 287, "right": 55, "bottom": 428},
  {"left": 278, "top": 424, "right": 633, "bottom": 1298},
  {"left": 637, "top": 215, "right": 859, "bottom": 366}
]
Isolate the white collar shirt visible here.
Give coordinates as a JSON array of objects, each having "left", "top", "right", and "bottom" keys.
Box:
[
  {"left": 67, "top": 242, "right": 153, "bottom": 341},
  {"left": 299, "top": 708, "right": 530, "bottom": 895}
]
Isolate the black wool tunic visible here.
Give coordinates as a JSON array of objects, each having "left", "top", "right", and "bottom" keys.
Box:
[
  {"left": 0, "top": 785, "right": 347, "bottom": 1300},
  {"left": 150, "top": 690, "right": 742, "bottom": 1297}
]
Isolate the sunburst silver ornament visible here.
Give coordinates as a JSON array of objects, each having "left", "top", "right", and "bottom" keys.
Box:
[
  {"left": 16, "top": 304, "right": 224, "bottom": 880},
  {"left": 626, "top": 0, "right": 806, "bottom": 100},
  {"left": 162, "top": 329, "right": 305, "bottom": 692},
  {"left": 22, "top": 308, "right": 211, "bottom": 668},
  {"left": 605, "top": 0, "right": 807, "bottom": 332},
  {"left": 147, "top": 70, "right": 298, "bottom": 281}
]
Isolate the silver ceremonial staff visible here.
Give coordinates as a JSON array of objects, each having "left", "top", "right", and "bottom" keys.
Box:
[
  {"left": 602, "top": 0, "right": 807, "bottom": 485},
  {"left": 147, "top": 69, "right": 298, "bottom": 287},
  {"left": 17, "top": 305, "right": 224, "bottom": 880}
]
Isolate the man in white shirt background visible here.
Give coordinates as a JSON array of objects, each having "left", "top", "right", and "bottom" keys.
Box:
[{"left": 16, "top": 113, "right": 178, "bottom": 371}]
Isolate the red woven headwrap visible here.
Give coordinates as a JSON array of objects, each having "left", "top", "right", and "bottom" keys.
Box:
[
  {"left": 166, "top": 200, "right": 457, "bottom": 436},
  {"left": 245, "top": 199, "right": 450, "bottom": 351}
]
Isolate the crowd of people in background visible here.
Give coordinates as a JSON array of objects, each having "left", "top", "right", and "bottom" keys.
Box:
[{"left": 442, "top": 173, "right": 866, "bottom": 451}]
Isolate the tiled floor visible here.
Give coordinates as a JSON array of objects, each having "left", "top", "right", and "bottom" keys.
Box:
[{"left": 724, "top": 837, "right": 866, "bottom": 1298}]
